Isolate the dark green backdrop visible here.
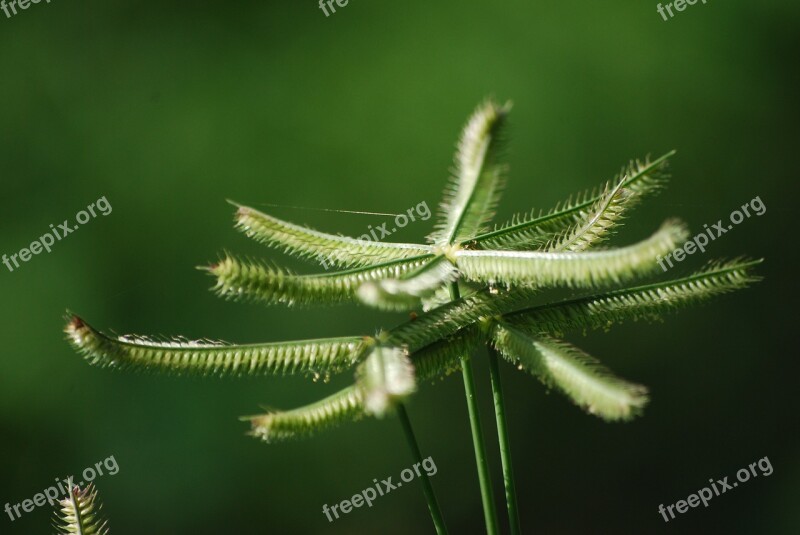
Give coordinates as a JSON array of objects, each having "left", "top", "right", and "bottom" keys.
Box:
[{"left": 1, "top": 1, "right": 798, "bottom": 533}]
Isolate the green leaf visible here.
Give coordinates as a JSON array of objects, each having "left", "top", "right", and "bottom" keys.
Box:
[
  {"left": 472, "top": 152, "right": 672, "bottom": 250},
  {"left": 455, "top": 220, "right": 688, "bottom": 288},
  {"left": 504, "top": 258, "right": 763, "bottom": 336},
  {"left": 205, "top": 254, "right": 435, "bottom": 307},
  {"left": 233, "top": 202, "right": 432, "bottom": 269},
  {"left": 430, "top": 99, "right": 511, "bottom": 245},
  {"left": 492, "top": 324, "right": 648, "bottom": 421},
  {"left": 55, "top": 482, "right": 109, "bottom": 535},
  {"left": 357, "top": 256, "right": 459, "bottom": 311},
  {"left": 246, "top": 385, "right": 365, "bottom": 443},
  {"left": 65, "top": 314, "right": 368, "bottom": 378},
  {"left": 358, "top": 346, "right": 417, "bottom": 417}
]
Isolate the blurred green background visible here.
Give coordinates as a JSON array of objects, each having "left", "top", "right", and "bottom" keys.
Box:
[{"left": 1, "top": 1, "right": 798, "bottom": 533}]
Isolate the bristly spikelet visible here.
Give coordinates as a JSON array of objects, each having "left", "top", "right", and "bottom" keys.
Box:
[
  {"left": 430, "top": 99, "right": 511, "bottom": 246},
  {"left": 246, "top": 385, "right": 366, "bottom": 443},
  {"left": 54, "top": 482, "right": 109, "bottom": 535},
  {"left": 65, "top": 314, "right": 368, "bottom": 378},
  {"left": 545, "top": 176, "right": 632, "bottom": 253},
  {"left": 206, "top": 254, "right": 434, "bottom": 307},
  {"left": 455, "top": 220, "right": 689, "bottom": 288},
  {"left": 387, "top": 286, "right": 537, "bottom": 352},
  {"left": 474, "top": 153, "right": 672, "bottom": 251},
  {"left": 233, "top": 202, "right": 432, "bottom": 269},
  {"left": 411, "top": 326, "right": 486, "bottom": 381},
  {"left": 503, "top": 258, "right": 763, "bottom": 337},
  {"left": 358, "top": 346, "right": 417, "bottom": 417},
  {"left": 492, "top": 325, "right": 648, "bottom": 421}
]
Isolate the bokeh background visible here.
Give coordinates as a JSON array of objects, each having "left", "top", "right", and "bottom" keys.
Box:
[{"left": 1, "top": 1, "right": 798, "bottom": 533}]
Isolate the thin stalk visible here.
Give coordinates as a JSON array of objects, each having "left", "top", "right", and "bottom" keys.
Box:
[
  {"left": 396, "top": 404, "right": 449, "bottom": 535},
  {"left": 487, "top": 345, "right": 522, "bottom": 535},
  {"left": 449, "top": 282, "right": 500, "bottom": 535}
]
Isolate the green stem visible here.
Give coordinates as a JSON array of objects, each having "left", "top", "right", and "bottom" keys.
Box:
[
  {"left": 449, "top": 283, "right": 500, "bottom": 535},
  {"left": 397, "top": 404, "right": 449, "bottom": 535},
  {"left": 487, "top": 345, "right": 522, "bottom": 535}
]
